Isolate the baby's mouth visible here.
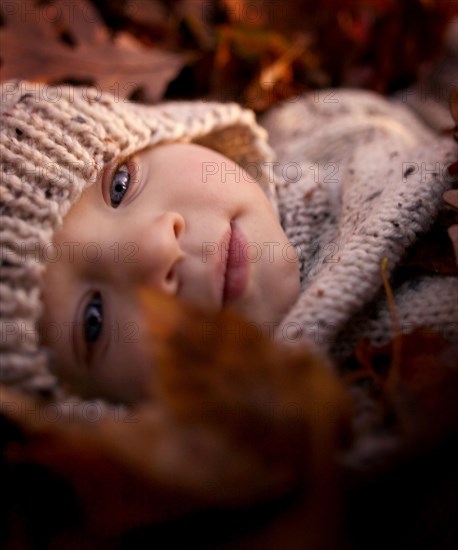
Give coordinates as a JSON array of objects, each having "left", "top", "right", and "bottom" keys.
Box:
[{"left": 222, "top": 221, "right": 249, "bottom": 305}]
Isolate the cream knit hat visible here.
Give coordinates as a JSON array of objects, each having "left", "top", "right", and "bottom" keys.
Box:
[{"left": 0, "top": 79, "right": 277, "bottom": 396}]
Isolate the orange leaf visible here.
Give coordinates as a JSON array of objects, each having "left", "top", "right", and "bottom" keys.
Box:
[{"left": 1, "top": 289, "right": 349, "bottom": 545}]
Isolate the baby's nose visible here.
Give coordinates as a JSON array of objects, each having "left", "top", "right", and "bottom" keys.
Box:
[{"left": 127, "top": 211, "right": 185, "bottom": 296}]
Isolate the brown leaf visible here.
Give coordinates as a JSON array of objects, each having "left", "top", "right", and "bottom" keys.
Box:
[
  {"left": 443, "top": 189, "right": 458, "bottom": 210},
  {"left": 1, "top": 289, "right": 349, "bottom": 546},
  {"left": 391, "top": 220, "right": 458, "bottom": 281},
  {"left": 0, "top": 0, "right": 187, "bottom": 102},
  {"left": 443, "top": 188, "right": 458, "bottom": 265},
  {"left": 447, "top": 224, "right": 458, "bottom": 265},
  {"left": 449, "top": 87, "right": 458, "bottom": 127},
  {"left": 245, "top": 33, "right": 310, "bottom": 111},
  {"left": 345, "top": 328, "right": 458, "bottom": 442}
]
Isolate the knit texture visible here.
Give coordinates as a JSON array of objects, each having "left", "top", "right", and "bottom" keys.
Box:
[
  {"left": 0, "top": 80, "right": 278, "bottom": 396},
  {"left": 260, "top": 89, "right": 457, "bottom": 361},
  {"left": 2, "top": 80, "right": 456, "bottom": 400}
]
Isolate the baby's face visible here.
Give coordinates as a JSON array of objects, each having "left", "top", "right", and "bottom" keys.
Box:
[{"left": 39, "top": 143, "right": 300, "bottom": 403}]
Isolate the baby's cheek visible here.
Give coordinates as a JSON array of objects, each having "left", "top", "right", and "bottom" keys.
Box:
[{"left": 268, "top": 242, "right": 301, "bottom": 318}]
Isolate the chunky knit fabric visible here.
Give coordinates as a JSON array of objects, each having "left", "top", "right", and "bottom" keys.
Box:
[
  {"left": 260, "top": 89, "right": 457, "bottom": 361},
  {"left": 1, "top": 79, "right": 456, "bottom": 400},
  {"left": 0, "top": 80, "right": 278, "bottom": 395}
]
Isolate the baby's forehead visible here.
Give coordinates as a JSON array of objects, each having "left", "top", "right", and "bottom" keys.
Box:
[
  {"left": 137, "top": 141, "right": 233, "bottom": 161},
  {"left": 124, "top": 142, "right": 251, "bottom": 187},
  {"left": 140, "top": 141, "right": 259, "bottom": 183}
]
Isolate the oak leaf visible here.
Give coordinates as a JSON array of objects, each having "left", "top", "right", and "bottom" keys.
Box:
[
  {"left": 0, "top": 290, "right": 349, "bottom": 547},
  {"left": 0, "top": 0, "right": 187, "bottom": 102},
  {"left": 344, "top": 328, "right": 458, "bottom": 446}
]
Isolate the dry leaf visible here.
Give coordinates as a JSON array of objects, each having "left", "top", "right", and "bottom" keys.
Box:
[
  {"left": 447, "top": 224, "right": 458, "bottom": 264},
  {"left": 1, "top": 289, "right": 349, "bottom": 547},
  {"left": 0, "top": 0, "right": 186, "bottom": 102},
  {"left": 390, "top": 220, "right": 458, "bottom": 281},
  {"left": 344, "top": 328, "right": 458, "bottom": 444},
  {"left": 443, "top": 185, "right": 458, "bottom": 265},
  {"left": 443, "top": 189, "right": 458, "bottom": 210},
  {"left": 450, "top": 87, "right": 458, "bottom": 132}
]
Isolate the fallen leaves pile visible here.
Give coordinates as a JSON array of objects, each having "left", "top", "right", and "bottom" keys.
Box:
[
  {"left": 1, "top": 289, "right": 458, "bottom": 548},
  {"left": 1, "top": 1, "right": 458, "bottom": 547},
  {"left": 1, "top": 0, "right": 456, "bottom": 108}
]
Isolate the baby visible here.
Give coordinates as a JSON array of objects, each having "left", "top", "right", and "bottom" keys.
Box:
[
  {"left": 0, "top": 80, "right": 301, "bottom": 403},
  {"left": 1, "top": 80, "right": 457, "bottom": 405},
  {"left": 38, "top": 142, "right": 300, "bottom": 402}
]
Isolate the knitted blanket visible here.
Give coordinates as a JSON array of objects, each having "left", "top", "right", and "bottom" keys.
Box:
[{"left": 260, "top": 89, "right": 457, "bottom": 362}]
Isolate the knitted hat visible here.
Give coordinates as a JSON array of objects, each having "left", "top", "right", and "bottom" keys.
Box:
[{"left": 0, "top": 79, "right": 278, "bottom": 396}]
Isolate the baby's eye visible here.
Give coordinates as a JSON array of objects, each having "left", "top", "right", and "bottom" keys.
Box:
[
  {"left": 84, "top": 291, "right": 103, "bottom": 348},
  {"left": 110, "top": 163, "right": 131, "bottom": 208}
]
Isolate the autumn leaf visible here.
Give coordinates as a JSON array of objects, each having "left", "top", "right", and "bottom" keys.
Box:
[
  {"left": 0, "top": 289, "right": 349, "bottom": 546},
  {"left": 0, "top": 0, "right": 187, "bottom": 102},
  {"left": 450, "top": 87, "right": 458, "bottom": 130},
  {"left": 343, "top": 327, "right": 458, "bottom": 447},
  {"left": 443, "top": 188, "right": 458, "bottom": 265}
]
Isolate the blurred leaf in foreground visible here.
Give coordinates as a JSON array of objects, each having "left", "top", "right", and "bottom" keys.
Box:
[{"left": 0, "top": 289, "right": 349, "bottom": 547}]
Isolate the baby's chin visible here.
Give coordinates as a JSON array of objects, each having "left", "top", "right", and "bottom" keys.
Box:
[{"left": 236, "top": 267, "right": 301, "bottom": 330}]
